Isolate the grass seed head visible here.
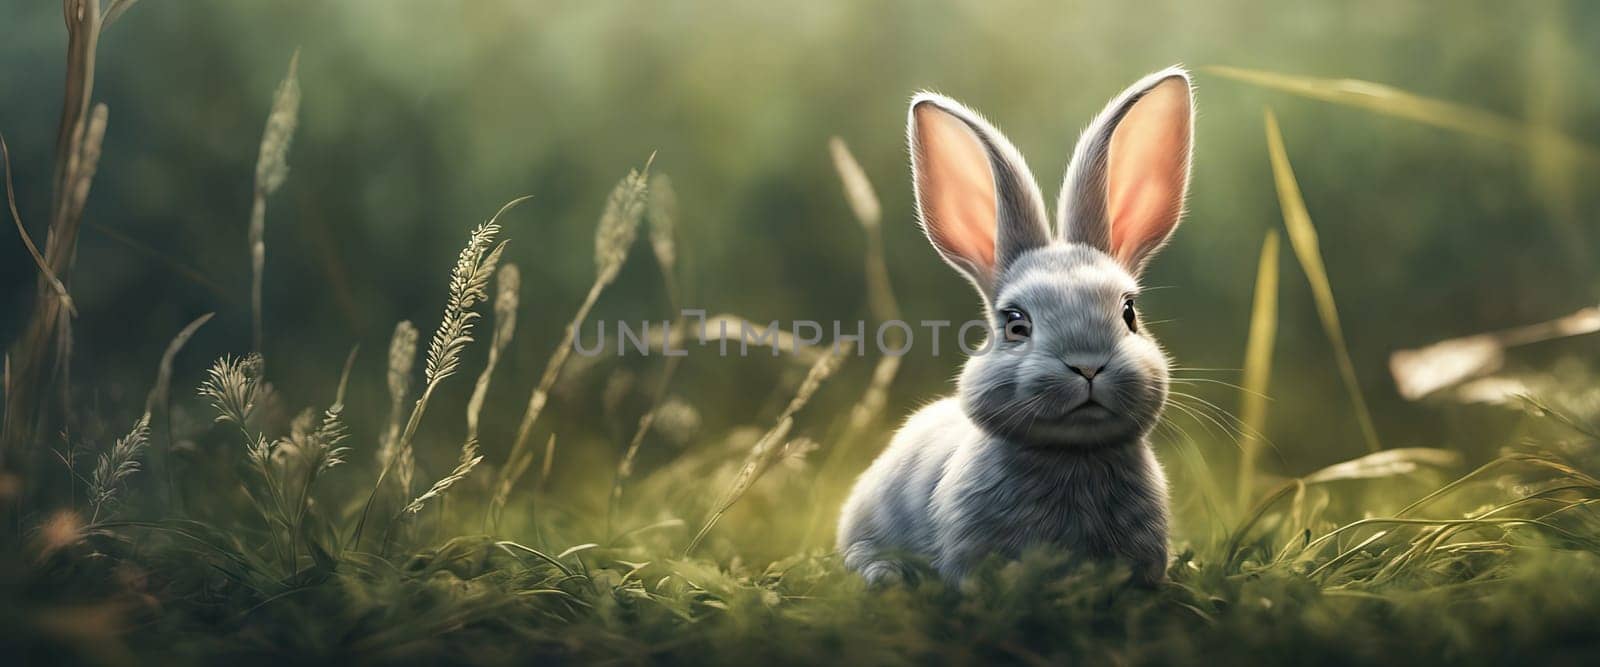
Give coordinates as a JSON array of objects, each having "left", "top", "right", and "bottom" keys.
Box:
[
  {"left": 381, "top": 321, "right": 419, "bottom": 493},
  {"left": 828, "top": 136, "right": 881, "bottom": 228},
  {"left": 255, "top": 50, "right": 301, "bottom": 196},
  {"left": 88, "top": 412, "right": 151, "bottom": 518},
  {"left": 648, "top": 173, "right": 678, "bottom": 275},
  {"left": 386, "top": 321, "right": 419, "bottom": 402},
  {"left": 424, "top": 222, "right": 505, "bottom": 386},
  {"left": 493, "top": 264, "right": 520, "bottom": 345},
  {"left": 594, "top": 168, "right": 649, "bottom": 285},
  {"left": 197, "top": 353, "right": 264, "bottom": 427},
  {"left": 403, "top": 439, "right": 483, "bottom": 515}
]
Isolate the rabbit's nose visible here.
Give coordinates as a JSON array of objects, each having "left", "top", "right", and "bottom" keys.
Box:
[{"left": 1067, "top": 364, "right": 1105, "bottom": 380}]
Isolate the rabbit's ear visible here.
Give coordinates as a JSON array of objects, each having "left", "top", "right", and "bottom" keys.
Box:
[
  {"left": 909, "top": 93, "right": 1050, "bottom": 300},
  {"left": 1057, "top": 68, "right": 1194, "bottom": 275}
]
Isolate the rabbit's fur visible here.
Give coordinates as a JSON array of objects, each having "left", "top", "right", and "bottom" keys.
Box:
[{"left": 837, "top": 67, "right": 1195, "bottom": 586}]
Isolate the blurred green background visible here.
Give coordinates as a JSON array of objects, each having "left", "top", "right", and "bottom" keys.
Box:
[{"left": 2, "top": 0, "right": 1597, "bottom": 535}]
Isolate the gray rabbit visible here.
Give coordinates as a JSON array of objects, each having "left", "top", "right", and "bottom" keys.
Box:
[{"left": 836, "top": 67, "right": 1194, "bottom": 587}]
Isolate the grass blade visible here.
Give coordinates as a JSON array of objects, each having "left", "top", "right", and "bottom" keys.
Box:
[
  {"left": 250, "top": 50, "right": 302, "bottom": 355},
  {"left": 1236, "top": 229, "right": 1279, "bottom": 509},
  {"left": 1301, "top": 448, "right": 1461, "bottom": 484},
  {"left": 1264, "top": 108, "right": 1381, "bottom": 453},
  {"left": 1208, "top": 66, "right": 1600, "bottom": 168},
  {"left": 145, "top": 314, "right": 213, "bottom": 417},
  {"left": 1, "top": 132, "right": 75, "bottom": 317},
  {"left": 146, "top": 312, "right": 214, "bottom": 510}
]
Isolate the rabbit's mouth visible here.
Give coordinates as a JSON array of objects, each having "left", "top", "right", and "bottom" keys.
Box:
[
  {"left": 1064, "top": 398, "right": 1113, "bottom": 419},
  {"left": 1031, "top": 396, "right": 1113, "bottom": 422},
  {"left": 1010, "top": 397, "right": 1138, "bottom": 447}
]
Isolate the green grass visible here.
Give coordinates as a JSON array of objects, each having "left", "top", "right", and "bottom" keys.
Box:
[{"left": 13, "top": 416, "right": 1600, "bottom": 665}]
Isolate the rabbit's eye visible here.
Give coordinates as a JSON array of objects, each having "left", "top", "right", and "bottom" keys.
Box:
[
  {"left": 1001, "top": 307, "right": 1031, "bottom": 341},
  {"left": 1122, "top": 299, "right": 1138, "bottom": 333}
]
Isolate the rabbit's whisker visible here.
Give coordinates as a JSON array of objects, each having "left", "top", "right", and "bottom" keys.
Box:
[
  {"left": 1165, "top": 395, "right": 1247, "bottom": 453},
  {"left": 1170, "top": 376, "right": 1268, "bottom": 399},
  {"left": 1168, "top": 390, "right": 1268, "bottom": 445}
]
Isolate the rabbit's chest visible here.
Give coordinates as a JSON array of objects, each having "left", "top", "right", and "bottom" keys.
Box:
[{"left": 936, "top": 445, "right": 1156, "bottom": 556}]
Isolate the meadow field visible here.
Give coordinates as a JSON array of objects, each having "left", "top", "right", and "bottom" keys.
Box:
[{"left": 4, "top": 1, "right": 1600, "bottom": 664}]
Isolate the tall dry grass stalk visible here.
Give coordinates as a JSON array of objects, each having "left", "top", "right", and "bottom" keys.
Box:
[
  {"left": 829, "top": 138, "right": 900, "bottom": 438},
  {"left": 496, "top": 163, "right": 650, "bottom": 524},
  {"left": 1236, "top": 230, "right": 1280, "bottom": 510},
  {"left": 828, "top": 138, "right": 895, "bottom": 311},
  {"left": 334, "top": 344, "right": 358, "bottom": 405},
  {"left": 687, "top": 347, "right": 849, "bottom": 555},
  {"left": 53, "top": 0, "right": 104, "bottom": 221},
  {"left": 1264, "top": 109, "right": 1381, "bottom": 453},
  {"left": 806, "top": 138, "right": 902, "bottom": 546},
  {"left": 2, "top": 0, "right": 113, "bottom": 460},
  {"left": 1, "top": 135, "right": 71, "bottom": 315},
  {"left": 535, "top": 435, "right": 556, "bottom": 498},
  {"left": 466, "top": 264, "right": 521, "bottom": 441},
  {"left": 609, "top": 174, "right": 685, "bottom": 532},
  {"left": 379, "top": 321, "right": 419, "bottom": 496},
  {"left": 88, "top": 413, "right": 150, "bottom": 523},
  {"left": 353, "top": 201, "right": 520, "bottom": 548},
  {"left": 250, "top": 50, "right": 301, "bottom": 355},
  {"left": 62, "top": 104, "right": 107, "bottom": 230}
]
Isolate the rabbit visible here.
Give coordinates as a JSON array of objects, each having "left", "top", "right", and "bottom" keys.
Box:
[{"left": 836, "top": 67, "right": 1194, "bottom": 587}]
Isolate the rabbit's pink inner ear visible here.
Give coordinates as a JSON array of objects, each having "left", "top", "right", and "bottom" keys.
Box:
[
  {"left": 913, "top": 103, "right": 997, "bottom": 279},
  {"left": 1106, "top": 77, "right": 1192, "bottom": 271}
]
